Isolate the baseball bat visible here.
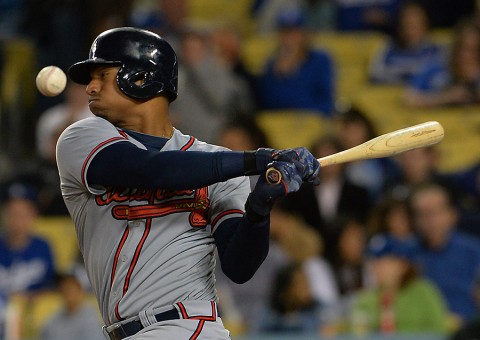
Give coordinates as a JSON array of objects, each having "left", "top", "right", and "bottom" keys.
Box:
[{"left": 266, "top": 121, "right": 445, "bottom": 184}]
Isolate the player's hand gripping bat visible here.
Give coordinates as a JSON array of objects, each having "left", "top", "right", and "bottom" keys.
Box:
[{"left": 266, "top": 121, "right": 445, "bottom": 185}]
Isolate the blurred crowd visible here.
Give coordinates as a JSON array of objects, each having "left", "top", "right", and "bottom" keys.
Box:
[{"left": 0, "top": 0, "right": 480, "bottom": 339}]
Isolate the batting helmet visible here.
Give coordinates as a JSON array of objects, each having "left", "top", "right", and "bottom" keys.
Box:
[{"left": 68, "top": 27, "right": 178, "bottom": 102}]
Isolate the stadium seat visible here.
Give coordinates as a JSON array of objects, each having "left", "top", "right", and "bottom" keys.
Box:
[
  {"left": 352, "top": 84, "right": 480, "bottom": 173},
  {"left": 34, "top": 217, "right": 78, "bottom": 272},
  {"left": 255, "top": 110, "right": 328, "bottom": 150},
  {"left": 186, "top": 0, "right": 255, "bottom": 34}
]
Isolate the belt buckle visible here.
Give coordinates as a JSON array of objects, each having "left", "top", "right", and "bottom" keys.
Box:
[{"left": 106, "top": 323, "right": 129, "bottom": 340}]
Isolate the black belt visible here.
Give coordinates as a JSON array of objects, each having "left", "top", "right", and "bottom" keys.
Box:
[{"left": 107, "top": 308, "right": 180, "bottom": 340}]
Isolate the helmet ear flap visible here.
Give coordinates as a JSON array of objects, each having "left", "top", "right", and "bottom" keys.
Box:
[
  {"left": 117, "top": 68, "right": 168, "bottom": 101},
  {"left": 129, "top": 71, "right": 147, "bottom": 86}
]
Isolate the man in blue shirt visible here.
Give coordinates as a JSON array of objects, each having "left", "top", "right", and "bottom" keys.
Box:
[
  {"left": 0, "top": 182, "right": 55, "bottom": 295},
  {"left": 256, "top": 8, "right": 335, "bottom": 117},
  {"left": 410, "top": 182, "right": 480, "bottom": 323}
]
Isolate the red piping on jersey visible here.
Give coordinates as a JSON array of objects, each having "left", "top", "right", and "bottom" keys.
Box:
[
  {"left": 190, "top": 320, "right": 205, "bottom": 340},
  {"left": 81, "top": 136, "right": 126, "bottom": 188},
  {"left": 117, "top": 129, "right": 129, "bottom": 139},
  {"left": 114, "top": 219, "right": 152, "bottom": 321},
  {"left": 115, "top": 302, "right": 122, "bottom": 321},
  {"left": 110, "top": 226, "right": 130, "bottom": 289},
  {"left": 123, "top": 218, "right": 152, "bottom": 295},
  {"left": 111, "top": 226, "right": 130, "bottom": 321},
  {"left": 180, "top": 136, "right": 195, "bottom": 151},
  {"left": 211, "top": 209, "right": 245, "bottom": 228},
  {"left": 176, "top": 301, "right": 217, "bottom": 321}
]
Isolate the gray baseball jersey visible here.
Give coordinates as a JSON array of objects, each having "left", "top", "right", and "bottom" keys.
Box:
[{"left": 56, "top": 116, "right": 250, "bottom": 333}]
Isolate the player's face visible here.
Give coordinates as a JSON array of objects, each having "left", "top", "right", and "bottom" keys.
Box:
[{"left": 86, "top": 66, "right": 137, "bottom": 124}]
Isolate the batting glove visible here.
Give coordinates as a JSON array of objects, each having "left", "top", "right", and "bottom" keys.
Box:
[
  {"left": 275, "top": 147, "right": 320, "bottom": 185},
  {"left": 244, "top": 148, "right": 277, "bottom": 176},
  {"left": 245, "top": 161, "right": 303, "bottom": 221}
]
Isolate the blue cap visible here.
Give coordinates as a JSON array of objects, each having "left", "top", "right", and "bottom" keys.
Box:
[
  {"left": 277, "top": 7, "right": 306, "bottom": 29},
  {"left": 367, "top": 234, "right": 418, "bottom": 262},
  {"left": 1, "top": 182, "right": 39, "bottom": 205}
]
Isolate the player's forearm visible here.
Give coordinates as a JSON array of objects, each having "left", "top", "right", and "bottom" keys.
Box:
[
  {"left": 87, "top": 142, "right": 270, "bottom": 190},
  {"left": 214, "top": 215, "right": 270, "bottom": 284}
]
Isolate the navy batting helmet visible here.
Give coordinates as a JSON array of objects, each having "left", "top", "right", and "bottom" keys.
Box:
[{"left": 68, "top": 27, "right": 178, "bottom": 102}]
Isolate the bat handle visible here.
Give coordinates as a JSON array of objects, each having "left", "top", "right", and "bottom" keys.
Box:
[{"left": 265, "top": 167, "right": 282, "bottom": 185}]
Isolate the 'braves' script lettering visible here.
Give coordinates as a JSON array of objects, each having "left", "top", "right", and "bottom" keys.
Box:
[{"left": 95, "top": 187, "right": 210, "bottom": 227}]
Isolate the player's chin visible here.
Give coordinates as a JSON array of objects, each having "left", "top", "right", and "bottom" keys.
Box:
[
  {"left": 88, "top": 103, "right": 104, "bottom": 116},
  {"left": 90, "top": 108, "right": 107, "bottom": 119}
]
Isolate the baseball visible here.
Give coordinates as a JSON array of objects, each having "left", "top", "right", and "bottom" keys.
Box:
[{"left": 36, "top": 65, "right": 67, "bottom": 97}]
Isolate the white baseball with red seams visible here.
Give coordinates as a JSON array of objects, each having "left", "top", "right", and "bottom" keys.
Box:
[{"left": 36, "top": 65, "right": 67, "bottom": 96}]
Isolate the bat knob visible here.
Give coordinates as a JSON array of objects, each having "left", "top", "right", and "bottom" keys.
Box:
[{"left": 266, "top": 168, "right": 282, "bottom": 185}]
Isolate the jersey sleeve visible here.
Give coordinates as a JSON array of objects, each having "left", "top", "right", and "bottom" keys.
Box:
[
  {"left": 56, "top": 116, "right": 130, "bottom": 196},
  {"left": 207, "top": 176, "right": 250, "bottom": 233}
]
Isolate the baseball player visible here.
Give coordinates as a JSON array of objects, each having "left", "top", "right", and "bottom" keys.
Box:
[{"left": 56, "top": 27, "right": 320, "bottom": 340}]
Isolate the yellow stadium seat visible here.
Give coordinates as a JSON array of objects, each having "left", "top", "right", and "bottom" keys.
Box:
[
  {"left": 413, "top": 106, "right": 480, "bottom": 172},
  {"left": 5, "top": 292, "right": 62, "bottom": 339},
  {"left": 430, "top": 28, "right": 454, "bottom": 48},
  {"left": 352, "top": 85, "right": 409, "bottom": 132},
  {"left": 1, "top": 38, "right": 36, "bottom": 110},
  {"left": 312, "top": 31, "right": 386, "bottom": 68},
  {"left": 255, "top": 110, "right": 329, "bottom": 150},
  {"left": 33, "top": 217, "right": 78, "bottom": 272},
  {"left": 186, "top": 0, "right": 255, "bottom": 35},
  {"left": 352, "top": 84, "right": 480, "bottom": 173},
  {"left": 241, "top": 34, "right": 277, "bottom": 75}
]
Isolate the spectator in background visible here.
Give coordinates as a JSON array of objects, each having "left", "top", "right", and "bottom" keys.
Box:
[
  {"left": 368, "top": 194, "right": 416, "bottom": 243},
  {"left": 336, "top": 108, "right": 394, "bottom": 201},
  {"left": 255, "top": 263, "right": 323, "bottom": 334},
  {"left": 268, "top": 207, "right": 340, "bottom": 318},
  {"left": 350, "top": 234, "right": 448, "bottom": 335},
  {"left": 39, "top": 272, "right": 104, "bottom": 340},
  {"left": 335, "top": 0, "right": 404, "bottom": 33},
  {"left": 410, "top": 183, "right": 480, "bottom": 325},
  {"left": 8, "top": 83, "right": 93, "bottom": 216},
  {"left": 35, "top": 83, "right": 92, "bottom": 161},
  {"left": 217, "top": 115, "right": 270, "bottom": 152},
  {"left": 404, "top": 19, "right": 480, "bottom": 108},
  {"left": 215, "top": 204, "right": 339, "bottom": 335},
  {"left": 330, "top": 217, "right": 372, "bottom": 335},
  {"left": 281, "top": 136, "right": 371, "bottom": 264},
  {"left": 251, "top": 0, "right": 336, "bottom": 34},
  {"left": 211, "top": 22, "right": 257, "bottom": 102},
  {"left": 450, "top": 273, "right": 480, "bottom": 340},
  {"left": 170, "top": 22, "right": 255, "bottom": 143},
  {"left": 332, "top": 218, "right": 371, "bottom": 298},
  {"left": 382, "top": 146, "right": 445, "bottom": 201},
  {"left": 368, "top": 1, "right": 445, "bottom": 85},
  {"left": 0, "top": 182, "right": 55, "bottom": 296},
  {"left": 256, "top": 8, "right": 335, "bottom": 117},
  {"left": 445, "top": 162, "right": 480, "bottom": 239},
  {"left": 128, "top": 0, "right": 188, "bottom": 50}
]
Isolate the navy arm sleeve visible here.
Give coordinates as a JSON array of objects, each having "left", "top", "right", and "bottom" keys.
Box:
[
  {"left": 213, "top": 215, "right": 270, "bottom": 284},
  {"left": 87, "top": 141, "right": 247, "bottom": 190}
]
